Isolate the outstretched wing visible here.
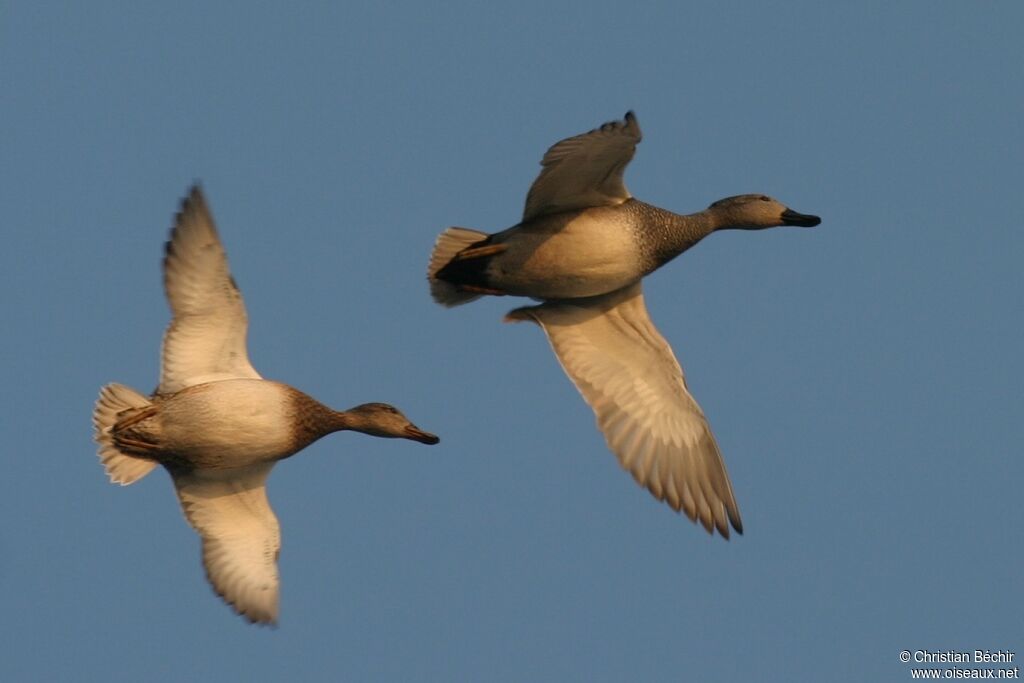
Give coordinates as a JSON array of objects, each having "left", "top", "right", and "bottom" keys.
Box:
[
  {"left": 522, "top": 111, "right": 642, "bottom": 222},
  {"left": 171, "top": 463, "right": 282, "bottom": 624},
  {"left": 159, "top": 185, "right": 261, "bottom": 394},
  {"left": 507, "top": 281, "right": 743, "bottom": 537}
]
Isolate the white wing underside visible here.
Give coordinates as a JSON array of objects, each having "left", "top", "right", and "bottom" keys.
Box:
[
  {"left": 172, "top": 463, "right": 282, "bottom": 624},
  {"left": 507, "top": 281, "right": 742, "bottom": 537},
  {"left": 522, "top": 111, "right": 642, "bottom": 222},
  {"left": 159, "top": 186, "right": 261, "bottom": 394}
]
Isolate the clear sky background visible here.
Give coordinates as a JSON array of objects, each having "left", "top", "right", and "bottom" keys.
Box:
[{"left": 2, "top": 2, "right": 1021, "bottom": 681}]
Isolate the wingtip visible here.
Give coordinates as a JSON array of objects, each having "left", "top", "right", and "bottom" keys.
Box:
[
  {"left": 684, "top": 501, "right": 743, "bottom": 540},
  {"left": 219, "top": 591, "right": 279, "bottom": 628},
  {"left": 242, "top": 613, "right": 279, "bottom": 628},
  {"left": 183, "top": 183, "right": 207, "bottom": 210},
  {"left": 165, "top": 183, "right": 217, "bottom": 261},
  {"left": 715, "top": 508, "right": 744, "bottom": 540},
  {"left": 171, "top": 184, "right": 205, "bottom": 230},
  {"left": 726, "top": 500, "right": 744, "bottom": 537},
  {"left": 624, "top": 110, "right": 641, "bottom": 141},
  {"left": 718, "top": 514, "right": 743, "bottom": 540}
]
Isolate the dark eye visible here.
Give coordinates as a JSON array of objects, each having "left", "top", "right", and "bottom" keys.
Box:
[{"left": 759, "top": 196, "right": 770, "bottom": 202}]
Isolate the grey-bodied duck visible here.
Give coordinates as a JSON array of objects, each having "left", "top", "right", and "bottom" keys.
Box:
[{"left": 428, "top": 112, "right": 820, "bottom": 538}]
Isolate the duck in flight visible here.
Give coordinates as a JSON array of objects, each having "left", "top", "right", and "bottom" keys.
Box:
[
  {"left": 428, "top": 112, "right": 820, "bottom": 537},
  {"left": 94, "top": 186, "right": 439, "bottom": 625}
]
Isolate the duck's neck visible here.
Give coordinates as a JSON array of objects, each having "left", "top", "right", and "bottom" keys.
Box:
[
  {"left": 289, "top": 392, "right": 364, "bottom": 449},
  {"left": 328, "top": 407, "right": 378, "bottom": 435},
  {"left": 633, "top": 201, "right": 721, "bottom": 272}
]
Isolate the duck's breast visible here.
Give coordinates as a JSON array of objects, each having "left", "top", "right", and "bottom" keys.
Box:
[
  {"left": 159, "top": 380, "right": 299, "bottom": 467},
  {"left": 489, "top": 206, "right": 643, "bottom": 299}
]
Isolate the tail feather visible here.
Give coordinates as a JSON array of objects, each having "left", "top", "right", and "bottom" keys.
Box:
[
  {"left": 93, "top": 383, "right": 158, "bottom": 485},
  {"left": 427, "top": 227, "right": 488, "bottom": 307}
]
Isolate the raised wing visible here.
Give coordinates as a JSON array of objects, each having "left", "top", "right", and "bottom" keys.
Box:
[
  {"left": 171, "top": 463, "right": 282, "bottom": 625},
  {"left": 158, "top": 186, "right": 261, "bottom": 394},
  {"left": 506, "top": 282, "right": 743, "bottom": 537},
  {"left": 522, "top": 111, "right": 642, "bottom": 222}
]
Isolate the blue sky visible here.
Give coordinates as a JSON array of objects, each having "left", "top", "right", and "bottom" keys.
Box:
[{"left": 2, "top": 2, "right": 1021, "bottom": 681}]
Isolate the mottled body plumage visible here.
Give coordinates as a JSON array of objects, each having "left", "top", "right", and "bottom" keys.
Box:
[
  {"left": 428, "top": 112, "right": 820, "bottom": 537},
  {"left": 94, "top": 186, "right": 438, "bottom": 625}
]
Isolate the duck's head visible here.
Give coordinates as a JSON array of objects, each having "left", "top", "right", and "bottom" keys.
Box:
[
  {"left": 344, "top": 403, "right": 440, "bottom": 444},
  {"left": 708, "top": 194, "right": 821, "bottom": 230}
]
